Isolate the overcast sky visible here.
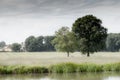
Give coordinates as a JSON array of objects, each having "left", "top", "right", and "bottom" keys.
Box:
[{"left": 0, "top": 0, "right": 120, "bottom": 44}]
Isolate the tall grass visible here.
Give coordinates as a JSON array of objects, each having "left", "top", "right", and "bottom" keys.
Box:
[
  {"left": 0, "top": 65, "right": 48, "bottom": 74},
  {"left": 0, "top": 63, "right": 120, "bottom": 74},
  {"left": 49, "top": 63, "right": 103, "bottom": 73},
  {"left": 103, "top": 63, "right": 120, "bottom": 71},
  {"left": 49, "top": 63, "right": 77, "bottom": 73}
]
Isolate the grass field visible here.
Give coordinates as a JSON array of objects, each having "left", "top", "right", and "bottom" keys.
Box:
[{"left": 0, "top": 52, "right": 120, "bottom": 66}]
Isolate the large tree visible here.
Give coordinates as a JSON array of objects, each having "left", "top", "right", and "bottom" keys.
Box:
[
  {"left": 52, "top": 27, "right": 78, "bottom": 57},
  {"left": 72, "top": 15, "right": 107, "bottom": 57}
]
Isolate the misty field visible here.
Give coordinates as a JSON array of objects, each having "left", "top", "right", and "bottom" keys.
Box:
[{"left": 0, "top": 52, "right": 120, "bottom": 66}]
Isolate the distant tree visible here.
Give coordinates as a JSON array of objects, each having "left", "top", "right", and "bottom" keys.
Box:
[
  {"left": 11, "top": 43, "right": 21, "bottom": 52},
  {"left": 72, "top": 15, "right": 107, "bottom": 57},
  {"left": 36, "top": 36, "right": 44, "bottom": 51},
  {"left": 106, "top": 33, "right": 120, "bottom": 52},
  {"left": 25, "top": 36, "right": 36, "bottom": 52},
  {"left": 25, "top": 36, "right": 45, "bottom": 52},
  {"left": 52, "top": 27, "right": 78, "bottom": 57},
  {"left": 0, "top": 41, "right": 6, "bottom": 48},
  {"left": 44, "top": 36, "right": 55, "bottom": 51}
]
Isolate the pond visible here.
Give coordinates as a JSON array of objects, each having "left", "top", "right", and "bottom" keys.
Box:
[{"left": 0, "top": 72, "right": 120, "bottom": 80}]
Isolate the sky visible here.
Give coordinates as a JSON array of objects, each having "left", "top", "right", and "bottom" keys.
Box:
[{"left": 0, "top": 0, "right": 120, "bottom": 44}]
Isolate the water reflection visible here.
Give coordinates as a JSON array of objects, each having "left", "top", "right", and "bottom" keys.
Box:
[
  {"left": 0, "top": 72, "right": 120, "bottom": 80},
  {"left": 104, "top": 77, "right": 120, "bottom": 80}
]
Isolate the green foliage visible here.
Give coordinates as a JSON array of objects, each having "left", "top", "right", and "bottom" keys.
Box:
[
  {"left": 86, "top": 64, "right": 103, "bottom": 72},
  {"left": 0, "top": 65, "right": 48, "bottom": 74},
  {"left": 49, "top": 64, "right": 64, "bottom": 73},
  {"left": 27, "top": 66, "right": 48, "bottom": 73},
  {"left": 72, "top": 15, "right": 107, "bottom": 56},
  {"left": 0, "top": 63, "right": 120, "bottom": 74},
  {"left": 52, "top": 27, "right": 78, "bottom": 57},
  {"left": 25, "top": 36, "right": 55, "bottom": 52},
  {"left": 35, "top": 36, "right": 44, "bottom": 51},
  {"left": 103, "top": 63, "right": 120, "bottom": 71},
  {"left": 77, "top": 64, "right": 103, "bottom": 72},
  {"left": 49, "top": 63, "right": 77, "bottom": 73},
  {"left": 76, "top": 64, "right": 88, "bottom": 72},
  {"left": 106, "top": 33, "right": 120, "bottom": 52},
  {"left": 12, "top": 66, "right": 28, "bottom": 74},
  {"left": 44, "top": 36, "right": 55, "bottom": 51},
  {"left": 11, "top": 43, "right": 21, "bottom": 52},
  {"left": 50, "top": 63, "right": 120, "bottom": 73},
  {"left": 25, "top": 36, "right": 36, "bottom": 52}
]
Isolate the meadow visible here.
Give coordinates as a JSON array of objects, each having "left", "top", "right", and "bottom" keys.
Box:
[{"left": 0, "top": 52, "right": 120, "bottom": 66}]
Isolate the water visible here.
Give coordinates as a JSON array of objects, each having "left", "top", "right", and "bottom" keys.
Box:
[{"left": 0, "top": 72, "right": 120, "bottom": 80}]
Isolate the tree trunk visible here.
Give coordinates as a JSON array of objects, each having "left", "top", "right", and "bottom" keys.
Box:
[
  {"left": 87, "top": 52, "right": 90, "bottom": 57},
  {"left": 67, "top": 52, "right": 69, "bottom": 57}
]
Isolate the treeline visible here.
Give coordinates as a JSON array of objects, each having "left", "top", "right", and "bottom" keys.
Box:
[
  {"left": 0, "top": 36, "right": 55, "bottom": 52},
  {"left": 10, "top": 33, "right": 120, "bottom": 52},
  {"left": 1, "top": 34, "right": 120, "bottom": 52},
  {"left": 24, "top": 36, "right": 55, "bottom": 52},
  {"left": 21, "top": 33, "right": 120, "bottom": 52}
]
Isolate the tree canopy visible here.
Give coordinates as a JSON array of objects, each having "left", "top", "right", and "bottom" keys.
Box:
[
  {"left": 11, "top": 43, "right": 21, "bottom": 52},
  {"left": 25, "top": 36, "right": 36, "bottom": 52},
  {"left": 106, "top": 33, "right": 120, "bottom": 52},
  {"left": 52, "top": 27, "right": 78, "bottom": 57},
  {"left": 25, "top": 36, "right": 55, "bottom": 52},
  {"left": 72, "top": 15, "right": 107, "bottom": 57},
  {"left": 44, "top": 36, "right": 55, "bottom": 51}
]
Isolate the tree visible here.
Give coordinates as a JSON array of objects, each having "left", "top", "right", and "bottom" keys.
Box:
[
  {"left": 52, "top": 27, "right": 78, "bottom": 57},
  {"left": 106, "top": 33, "right": 120, "bottom": 52},
  {"left": 11, "top": 43, "right": 21, "bottom": 52},
  {"left": 72, "top": 15, "right": 107, "bottom": 57},
  {"left": 36, "top": 36, "right": 44, "bottom": 51},
  {"left": 25, "top": 36, "right": 36, "bottom": 52},
  {"left": 25, "top": 36, "right": 46, "bottom": 52},
  {"left": 0, "top": 41, "right": 6, "bottom": 48},
  {"left": 44, "top": 36, "right": 55, "bottom": 51}
]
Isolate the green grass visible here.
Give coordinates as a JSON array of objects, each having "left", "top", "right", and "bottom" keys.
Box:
[
  {"left": 0, "top": 65, "right": 48, "bottom": 74},
  {"left": 0, "top": 63, "right": 120, "bottom": 74},
  {"left": 49, "top": 63, "right": 120, "bottom": 73},
  {"left": 49, "top": 63, "right": 103, "bottom": 73},
  {"left": 49, "top": 63, "right": 77, "bottom": 73}
]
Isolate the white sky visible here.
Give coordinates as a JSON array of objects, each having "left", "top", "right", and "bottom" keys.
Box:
[{"left": 0, "top": 0, "right": 120, "bottom": 44}]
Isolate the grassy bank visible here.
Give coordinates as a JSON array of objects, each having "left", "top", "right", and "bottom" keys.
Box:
[{"left": 0, "top": 63, "right": 120, "bottom": 74}]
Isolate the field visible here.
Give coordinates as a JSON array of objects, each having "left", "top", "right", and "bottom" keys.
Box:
[{"left": 0, "top": 52, "right": 120, "bottom": 66}]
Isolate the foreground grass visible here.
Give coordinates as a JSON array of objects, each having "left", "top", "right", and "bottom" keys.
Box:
[{"left": 0, "top": 63, "right": 120, "bottom": 74}]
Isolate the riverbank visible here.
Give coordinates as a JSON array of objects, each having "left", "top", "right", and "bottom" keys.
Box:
[{"left": 0, "top": 63, "right": 120, "bottom": 74}]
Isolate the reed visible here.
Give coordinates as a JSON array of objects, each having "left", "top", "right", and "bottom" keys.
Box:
[{"left": 0, "top": 63, "right": 120, "bottom": 74}]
